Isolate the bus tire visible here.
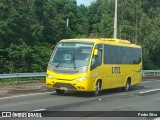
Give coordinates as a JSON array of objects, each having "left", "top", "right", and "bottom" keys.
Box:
[
  {"left": 55, "top": 89, "right": 65, "bottom": 95},
  {"left": 92, "top": 80, "right": 101, "bottom": 96},
  {"left": 123, "top": 80, "right": 130, "bottom": 92}
]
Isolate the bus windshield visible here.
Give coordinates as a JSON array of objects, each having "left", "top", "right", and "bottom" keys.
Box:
[{"left": 50, "top": 42, "right": 93, "bottom": 68}]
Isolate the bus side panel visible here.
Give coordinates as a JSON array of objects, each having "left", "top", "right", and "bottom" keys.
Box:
[
  {"left": 120, "top": 64, "right": 142, "bottom": 87},
  {"left": 100, "top": 64, "right": 113, "bottom": 89},
  {"left": 130, "top": 64, "right": 142, "bottom": 86}
]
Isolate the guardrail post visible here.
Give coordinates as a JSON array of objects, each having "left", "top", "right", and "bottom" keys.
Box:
[{"left": 143, "top": 73, "right": 145, "bottom": 77}]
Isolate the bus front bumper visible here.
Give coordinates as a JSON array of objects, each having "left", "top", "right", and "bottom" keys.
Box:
[{"left": 46, "top": 77, "right": 94, "bottom": 92}]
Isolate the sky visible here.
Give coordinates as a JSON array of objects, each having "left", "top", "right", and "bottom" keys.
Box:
[{"left": 76, "top": 0, "right": 96, "bottom": 6}]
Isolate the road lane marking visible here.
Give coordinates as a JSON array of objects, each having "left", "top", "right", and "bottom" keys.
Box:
[
  {"left": 142, "top": 81, "right": 151, "bottom": 83},
  {"left": 141, "top": 80, "right": 160, "bottom": 84},
  {"left": 31, "top": 109, "right": 46, "bottom": 112},
  {"left": 143, "top": 79, "right": 160, "bottom": 82},
  {"left": 139, "top": 88, "right": 160, "bottom": 94},
  {"left": 0, "top": 91, "right": 55, "bottom": 100},
  {"left": 142, "top": 80, "right": 160, "bottom": 84},
  {"left": 154, "top": 118, "right": 160, "bottom": 120}
]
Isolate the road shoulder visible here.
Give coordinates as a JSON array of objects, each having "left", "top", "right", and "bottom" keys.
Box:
[{"left": 0, "top": 81, "right": 50, "bottom": 97}]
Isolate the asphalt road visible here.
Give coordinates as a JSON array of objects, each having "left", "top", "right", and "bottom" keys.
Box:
[{"left": 0, "top": 79, "right": 160, "bottom": 120}]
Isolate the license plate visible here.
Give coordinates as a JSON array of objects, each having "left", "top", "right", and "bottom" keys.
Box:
[{"left": 60, "top": 87, "right": 67, "bottom": 90}]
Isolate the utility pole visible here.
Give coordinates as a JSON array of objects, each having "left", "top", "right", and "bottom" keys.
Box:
[
  {"left": 113, "top": 0, "right": 117, "bottom": 39},
  {"left": 66, "top": 18, "right": 69, "bottom": 27}
]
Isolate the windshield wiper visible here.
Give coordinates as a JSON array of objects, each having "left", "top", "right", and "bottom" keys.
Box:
[
  {"left": 55, "top": 50, "right": 77, "bottom": 69},
  {"left": 55, "top": 57, "right": 67, "bottom": 68}
]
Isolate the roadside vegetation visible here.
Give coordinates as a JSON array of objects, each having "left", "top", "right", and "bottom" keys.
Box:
[
  {"left": 0, "top": 77, "right": 45, "bottom": 84},
  {"left": 1, "top": 0, "right": 160, "bottom": 74}
]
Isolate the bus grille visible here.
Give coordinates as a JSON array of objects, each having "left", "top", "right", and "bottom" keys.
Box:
[{"left": 53, "top": 83, "right": 77, "bottom": 89}]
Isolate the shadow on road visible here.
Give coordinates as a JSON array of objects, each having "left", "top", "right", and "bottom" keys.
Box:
[{"left": 49, "top": 84, "right": 144, "bottom": 98}]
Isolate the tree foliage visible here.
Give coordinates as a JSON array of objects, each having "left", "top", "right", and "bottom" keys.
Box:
[{"left": 0, "top": 0, "right": 160, "bottom": 73}]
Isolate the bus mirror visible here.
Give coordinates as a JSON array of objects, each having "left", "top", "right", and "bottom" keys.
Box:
[{"left": 94, "top": 49, "right": 98, "bottom": 56}]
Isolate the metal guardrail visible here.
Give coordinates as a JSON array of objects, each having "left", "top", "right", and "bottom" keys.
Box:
[
  {"left": 0, "top": 72, "right": 46, "bottom": 79},
  {"left": 0, "top": 70, "right": 160, "bottom": 79},
  {"left": 142, "top": 70, "right": 160, "bottom": 77}
]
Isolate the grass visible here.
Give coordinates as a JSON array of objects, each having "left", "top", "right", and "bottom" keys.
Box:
[{"left": 0, "top": 77, "right": 45, "bottom": 84}]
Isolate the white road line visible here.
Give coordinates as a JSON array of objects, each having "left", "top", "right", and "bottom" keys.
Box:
[
  {"left": 143, "top": 79, "right": 160, "bottom": 82},
  {"left": 142, "top": 81, "right": 151, "bottom": 83},
  {"left": 120, "top": 93, "right": 127, "bottom": 95},
  {"left": 0, "top": 91, "right": 55, "bottom": 100},
  {"left": 31, "top": 109, "right": 46, "bottom": 112},
  {"left": 154, "top": 118, "right": 160, "bottom": 120},
  {"left": 139, "top": 88, "right": 160, "bottom": 94},
  {"left": 142, "top": 80, "right": 160, "bottom": 83}
]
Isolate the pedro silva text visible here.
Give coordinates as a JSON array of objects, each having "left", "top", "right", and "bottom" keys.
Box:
[{"left": 138, "top": 112, "right": 158, "bottom": 117}]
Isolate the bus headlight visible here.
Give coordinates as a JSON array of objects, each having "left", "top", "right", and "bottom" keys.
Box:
[
  {"left": 76, "top": 77, "right": 87, "bottom": 82},
  {"left": 47, "top": 74, "right": 54, "bottom": 79}
]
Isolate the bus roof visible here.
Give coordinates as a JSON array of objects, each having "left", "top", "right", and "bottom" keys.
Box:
[{"left": 60, "top": 38, "right": 141, "bottom": 48}]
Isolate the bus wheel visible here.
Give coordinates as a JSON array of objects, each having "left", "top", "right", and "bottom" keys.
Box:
[
  {"left": 123, "top": 80, "right": 130, "bottom": 92},
  {"left": 92, "top": 81, "right": 101, "bottom": 96},
  {"left": 55, "top": 89, "right": 65, "bottom": 95}
]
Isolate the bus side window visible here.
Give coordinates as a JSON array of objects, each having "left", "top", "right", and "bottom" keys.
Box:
[{"left": 90, "top": 45, "right": 102, "bottom": 70}]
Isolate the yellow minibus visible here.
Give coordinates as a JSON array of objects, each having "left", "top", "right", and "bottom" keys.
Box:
[{"left": 46, "top": 38, "right": 142, "bottom": 96}]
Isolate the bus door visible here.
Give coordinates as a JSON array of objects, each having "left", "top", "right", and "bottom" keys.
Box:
[{"left": 89, "top": 44, "right": 104, "bottom": 90}]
